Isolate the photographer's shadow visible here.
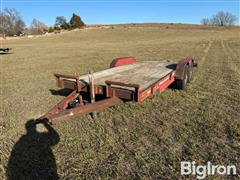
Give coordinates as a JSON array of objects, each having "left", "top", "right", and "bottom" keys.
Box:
[{"left": 7, "top": 119, "right": 60, "bottom": 180}]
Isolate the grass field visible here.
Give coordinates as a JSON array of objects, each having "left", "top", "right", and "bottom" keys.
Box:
[{"left": 1, "top": 25, "right": 240, "bottom": 179}]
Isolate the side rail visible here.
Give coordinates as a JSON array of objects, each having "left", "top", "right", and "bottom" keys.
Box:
[
  {"left": 105, "top": 80, "right": 140, "bottom": 101},
  {"left": 54, "top": 73, "right": 83, "bottom": 92}
]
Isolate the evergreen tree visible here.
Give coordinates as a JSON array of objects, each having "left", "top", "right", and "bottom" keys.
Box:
[{"left": 70, "top": 13, "right": 85, "bottom": 29}]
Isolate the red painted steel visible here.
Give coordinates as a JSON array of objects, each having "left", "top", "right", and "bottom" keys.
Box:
[
  {"left": 54, "top": 73, "right": 82, "bottom": 92},
  {"left": 153, "top": 72, "right": 175, "bottom": 92},
  {"left": 110, "top": 57, "right": 137, "bottom": 68},
  {"left": 105, "top": 80, "right": 140, "bottom": 101},
  {"left": 38, "top": 57, "right": 195, "bottom": 125},
  {"left": 140, "top": 88, "right": 152, "bottom": 101},
  {"left": 48, "top": 97, "right": 122, "bottom": 125},
  {"left": 38, "top": 90, "right": 79, "bottom": 120},
  {"left": 138, "top": 71, "right": 176, "bottom": 102}
]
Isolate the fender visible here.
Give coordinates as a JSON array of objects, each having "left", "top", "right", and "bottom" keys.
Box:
[
  {"left": 175, "top": 57, "right": 194, "bottom": 80},
  {"left": 110, "top": 57, "right": 136, "bottom": 68}
]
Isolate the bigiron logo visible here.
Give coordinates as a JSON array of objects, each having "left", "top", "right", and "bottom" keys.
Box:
[{"left": 181, "top": 161, "right": 237, "bottom": 179}]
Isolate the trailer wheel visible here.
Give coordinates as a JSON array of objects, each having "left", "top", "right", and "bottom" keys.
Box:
[
  {"left": 187, "top": 64, "right": 193, "bottom": 83},
  {"left": 176, "top": 66, "right": 188, "bottom": 90}
]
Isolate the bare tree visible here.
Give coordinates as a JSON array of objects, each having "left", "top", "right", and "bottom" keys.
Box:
[
  {"left": 29, "top": 18, "right": 48, "bottom": 34},
  {"left": 201, "top": 18, "right": 210, "bottom": 25},
  {"left": 210, "top": 11, "right": 237, "bottom": 26},
  {"left": 0, "top": 8, "right": 25, "bottom": 36}
]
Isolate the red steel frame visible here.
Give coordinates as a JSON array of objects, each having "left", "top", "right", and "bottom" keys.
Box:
[{"left": 37, "top": 57, "right": 194, "bottom": 125}]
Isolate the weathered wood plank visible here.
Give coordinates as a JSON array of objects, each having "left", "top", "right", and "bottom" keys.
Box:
[{"left": 67, "top": 61, "right": 175, "bottom": 91}]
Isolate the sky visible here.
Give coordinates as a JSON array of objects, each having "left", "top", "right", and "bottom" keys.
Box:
[{"left": 1, "top": 0, "right": 239, "bottom": 27}]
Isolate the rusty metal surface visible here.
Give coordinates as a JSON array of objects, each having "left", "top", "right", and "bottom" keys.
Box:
[
  {"left": 54, "top": 73, "right": 84, "bottom": 92},
  {"left": 105, "top": 80, "right": 140, "bottom": 101},
  {"left": 48, "top": 96, "right": 122, "bottom": 125},
  {"left": 175, "top": 58, "right": 194, "bottom": 80},
  {"left": 38, "top": 90, "right": 79, "bottom": 120},
  {"left": 113, "top": 88, "right": 135, "bottom": 100}
]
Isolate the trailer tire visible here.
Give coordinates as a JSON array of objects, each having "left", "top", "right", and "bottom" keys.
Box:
[
  {"left": 187, "top": 64, "right": 193, "bottom": 83},
  {"left": 176, "top": 66, "right": 188, "bottom": 90}
]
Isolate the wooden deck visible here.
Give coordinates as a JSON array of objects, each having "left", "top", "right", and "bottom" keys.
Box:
[{"left": 77, "top": 61, "right": 175, "bottom": 92}]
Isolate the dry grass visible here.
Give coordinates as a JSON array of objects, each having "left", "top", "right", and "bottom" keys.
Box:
[{"left": 1, "top": 25, "right": 240, "bottom": 179}]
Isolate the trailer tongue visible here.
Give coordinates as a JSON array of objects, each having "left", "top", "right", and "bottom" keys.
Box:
[{"left": 37, "top": 57, "right": 196, "bottom": 125}]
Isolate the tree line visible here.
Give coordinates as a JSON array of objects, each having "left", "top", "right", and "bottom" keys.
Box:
[
  {"left": 0, "top": 8, "right": 238, "bottom": 37},
  {"left": 0, "top": 8, "right": 25, "bottom": 36},
  {"left": 201, "top": 11, "right": 237, "bottom": 26},
  {"left": 0, "top": 8, "right": 85, "bottom": 36}
]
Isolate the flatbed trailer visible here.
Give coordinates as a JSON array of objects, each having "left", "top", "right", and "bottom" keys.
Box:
[{"left": 38, "top": 57, "right": 196, "bottom": 125}]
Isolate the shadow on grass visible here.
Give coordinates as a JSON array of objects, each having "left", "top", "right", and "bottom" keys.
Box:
[
  {"left": 0, "top": 52, "right": 13, "bottom": 55},
  {"left": 7, "top": 119, "right": 60, "bottom": 180},
  {"left": 168, "top": 81, "right": 178, "bottom": 89}
]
